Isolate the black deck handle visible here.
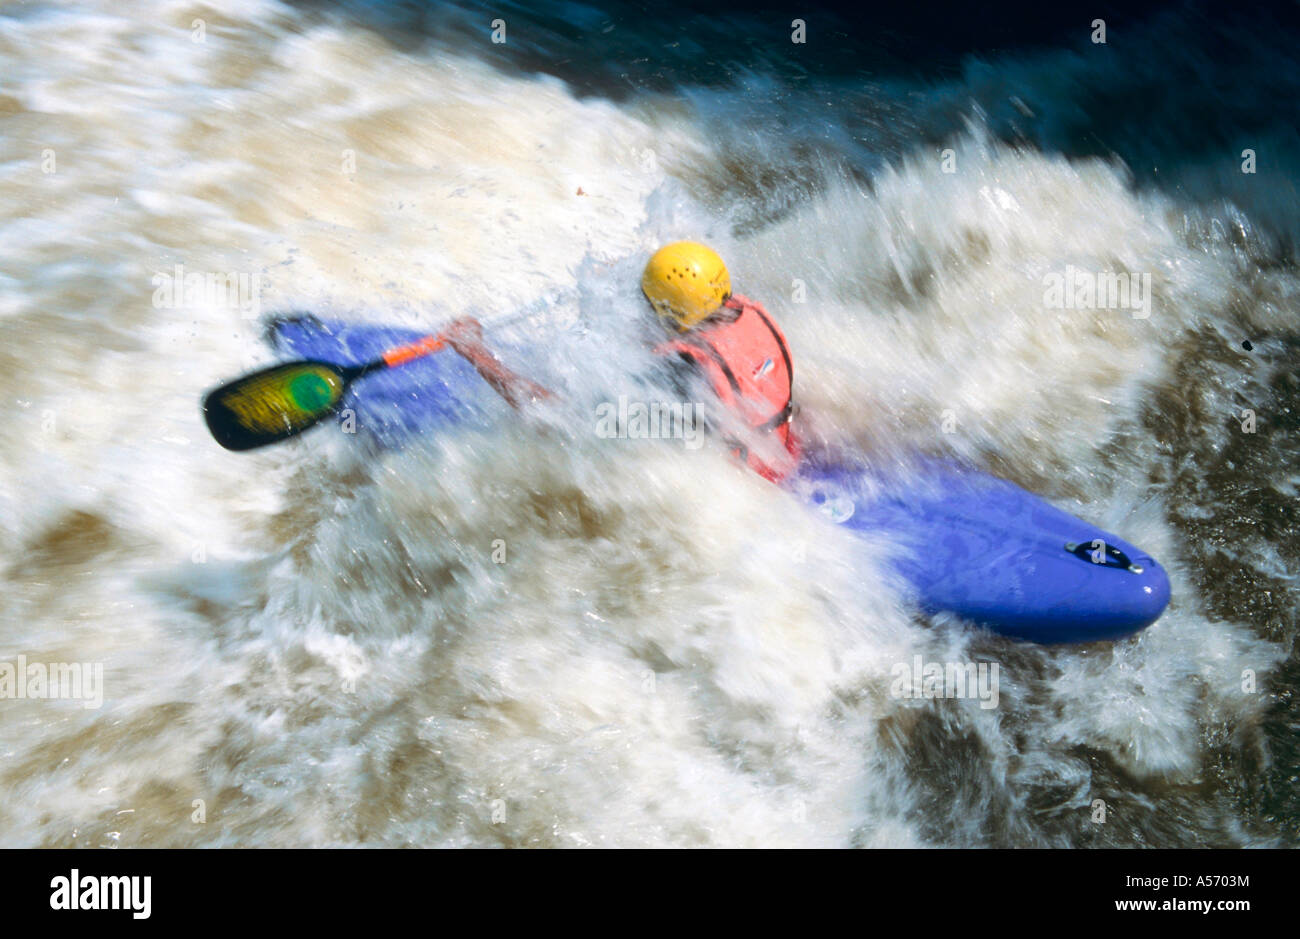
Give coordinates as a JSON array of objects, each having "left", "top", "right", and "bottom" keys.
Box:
[{"left": 1065, "top": 540, "right": 1144, "bottom": 573}]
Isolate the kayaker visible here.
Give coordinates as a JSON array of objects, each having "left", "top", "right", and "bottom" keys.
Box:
[{"left": 441, "top": 241, "right": 799, "bottom": 482}]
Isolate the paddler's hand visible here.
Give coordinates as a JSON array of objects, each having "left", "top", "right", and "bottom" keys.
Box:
[
  {"left": 441, "top": 316, "right": 487, "bottom": 356},
  {"left": 441, "top": 315, "right": 555, "bottom": 410}
]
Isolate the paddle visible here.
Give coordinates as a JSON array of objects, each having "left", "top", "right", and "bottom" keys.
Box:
[{"left": 202, "top": 333, "right": 448, "bottom": 451}]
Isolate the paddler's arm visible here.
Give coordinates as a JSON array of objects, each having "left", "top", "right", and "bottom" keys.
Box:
[{"left": 441, "top": 316, "right": 556, "bottom": 411}]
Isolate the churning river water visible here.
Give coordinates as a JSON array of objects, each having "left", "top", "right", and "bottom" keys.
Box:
[{"left": 1, "top": 0, "right": 1297, "bottom": 846}]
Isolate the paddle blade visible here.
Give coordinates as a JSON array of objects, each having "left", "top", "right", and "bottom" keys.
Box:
[{"left": 203, "top": 360, "right": 354, "bottom": 451}]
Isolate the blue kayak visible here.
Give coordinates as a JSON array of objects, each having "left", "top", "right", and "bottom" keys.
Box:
[{"left": 268, "top": 315, "right": 1171, "bottom": 644}]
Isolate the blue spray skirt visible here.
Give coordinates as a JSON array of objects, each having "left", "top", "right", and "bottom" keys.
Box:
[{"left": 269, "top": 316, "right": 1171, "bottom": 644}]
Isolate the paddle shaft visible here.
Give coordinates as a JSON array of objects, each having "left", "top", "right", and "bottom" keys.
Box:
[
  {"left": 358, "top": 310, "right": 553, "bottom": 410},
  {"left": 355, "top": 303, "right": 545, "bottom": 375}
]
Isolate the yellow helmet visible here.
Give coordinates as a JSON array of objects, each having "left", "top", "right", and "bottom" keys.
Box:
[{"left": 641, "top": 241, "right": 731, "bottom": 330}]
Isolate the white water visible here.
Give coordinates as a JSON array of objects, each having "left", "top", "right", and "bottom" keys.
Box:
[{"left": 0, "top": 0, "right": 1291, "bottom": 846}]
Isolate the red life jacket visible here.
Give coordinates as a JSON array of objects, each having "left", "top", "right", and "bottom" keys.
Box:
[{"left": 655, "top": 294, "right": 800, "bottom": 482}]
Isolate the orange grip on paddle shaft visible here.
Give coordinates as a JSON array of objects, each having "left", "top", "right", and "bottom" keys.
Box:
[{"left": 381, "top": 334, "right": 447, "bottom": 367}]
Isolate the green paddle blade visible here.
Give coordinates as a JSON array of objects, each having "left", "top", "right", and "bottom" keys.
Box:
[{"left": 203, "top": 360, "right": 355, "bottom": 450}]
